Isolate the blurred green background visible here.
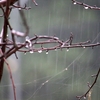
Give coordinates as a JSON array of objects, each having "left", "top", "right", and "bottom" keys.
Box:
[{"left": 0, "top": 0, "right": 100, "bottom": 100}]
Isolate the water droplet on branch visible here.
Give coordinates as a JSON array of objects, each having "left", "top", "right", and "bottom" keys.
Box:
[
  {"left": 25, "top": 44, "right": 29, "bottom": 48},
  {"left": 55, "top": 48, "right": 57, "bottom": 51},
  {"left": 84, "top": 96, "right": 86, "bottom": 99},
  {"left": 46, "top": 80, "right": 49, "bottom": 83},
  {"left": 46, "top": 51, "right": 48, "bottom": 54},
  {"left": 83, "top": 46, "right": 86, "bottom": 48},
  {"left": 38, "top": 50, "right": 42, "bottom": 53},
  {"left": 84, "top": 6, "right": 88, "bottom": 9},
  {"left": 18, "top": 8, "right": 21, "bottom": 10},
  {"left": 73, "top": 2, "right": 76, "bottom": 5},
  {"left": 97, "top": 42, "right": 99, "bottom": 44},
  {"left": 25, "top": 36, "right": 30, "bottom": 42},
  {"left": 66, "top": 48, "right": 69, "bottom": 52},
  {"left": 30, "top": 50, "right": 34, "bottom": 54},
  {"left": 65, "top": 68, "right": 68, "bottom": 70},
  {"left": 24, "top": 52, "right": 26, "bottom": 55}
]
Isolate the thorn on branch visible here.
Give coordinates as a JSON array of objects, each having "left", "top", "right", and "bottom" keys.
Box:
[
  {"left": 14, "top": 52, "right": 18, "bottom": 59},
  {"left": 69, "top": 33, "right": 73, "bottom": 45}
]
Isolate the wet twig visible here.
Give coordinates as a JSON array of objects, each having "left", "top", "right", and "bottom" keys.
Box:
[
  {"left": 72, "top": 0, "right": 100, "bottom": 10},
  {"left": 0, "top": 49, "right": 16, "bottom": 100},
  {"left": 12, "top": 4, "right": 31, "bottom": 10},
  {"left": 0, "top": 0, "right": 100, "bottom": 100},
  {"left": 76, "top": 68, "right": 100, "bottom": 100},
  {"left": 0, "top": 34, "right": 100, "bottom": 59},
  {"left": 0, "top": 0, "right": 12, "bottom": 83},
  {"left": 17, "top": 1, "right": 29, "bottom": 36}
]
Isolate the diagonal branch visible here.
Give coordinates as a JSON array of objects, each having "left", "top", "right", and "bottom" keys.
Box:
[
  {"left": 72, "top": 0, "right": 100, "bottom": 10},
  {"left": 76, "top": 68, "right": 100, "bottom": 100},
  {"left": 0, "top": 49, "right": 16, "bottom": 100}
]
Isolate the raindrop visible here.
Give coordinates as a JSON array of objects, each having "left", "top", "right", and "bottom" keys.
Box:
[
  {"left": 55, "top": 48, "right": 57, "bottom": 51},
  {"left": 65, "top": 68, "right": 68, "bottom": 70},
  {"left": 38, "top": 50, "right": 42, "bottom": 53},
  {"left": 24, "top": 52, "right": 26, "bottom": 55},
  {"left": 84, "top": 6, "right": 88, "bottom": 9},
  {"left": 83, "top": 46, "right": 86, "bottom": 48},
  {"left": 83, "top": 96, "right": 86, "bottom": 99},
  {"left": 66, "top": 48, "right": 69, "bottom": 52},
  {"left": 42, "top": 83, "right": 44, "bottom": 85},
  {"left": 73, "top": 2, "right": 76, "bottom": 5},
  {"left": 30, "top": 50, "right": 34, "bottom": 54},
  {"left": 11, "top": 29, "right": 16, "bottom": 34},
  {"left": 7, "top": 34, "right": 8, "bottom": 37},
  {"left": 97, "top": 42, "right": 99, "bottom": 44},
  {"left": 46, "top": 51, "right": 48, "bottom": 54},
  {"left": 25, "top": 36, "right": 30, "bottom": 42},
  {"left": 45, "top": 80, "right": 49, "bottom": 83},
  {"left": 18, "top": 8, "right": 21, "bottom": 10},
  {"left": 25, "top": 44, "right": 29, "bottom": 48}
]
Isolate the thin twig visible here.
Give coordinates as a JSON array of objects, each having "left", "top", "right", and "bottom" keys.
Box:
[
  {"left": 72, "top": 0, "right": 100, "bottom": 10},
  {"left": 17, "top": 1, "right": 29, "bottom": 36},
  {"left": 0, "top": 0, "right": 11, "bottom": 82},
  {"left": 12, "top": 4, "right": 31, "bottom": 10},
  {"left": 0, "top": 49, "right": 16, "bottom": 100},
  {"left": 0, "top": 34, "right": 100, "bottom": 60},
  {"left": 76, "top": 68, "right": 100, "bottom": 100}
]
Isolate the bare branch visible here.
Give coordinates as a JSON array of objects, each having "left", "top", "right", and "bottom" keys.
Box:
[
  {"left": 0, "top": 0, "right": 100, "bottom": 100},
  {"left": 76, "top": 68, "right": 100, "bottom": 100},
  {"left": 0, "top": 0, "right": 12, "bottom": 82},
  {"left": 0, "top": 49, "right": 16, "bottom": 100},
  {"left": 12, "top": 4, "right": 31, "bottom": 10},
  {"left": 32, "top": 0, "right": 38, "bottom": 6},
  {"left": 72, "top": 0, "right": 100, "bottom": 10},
  {"left": 0, "top": 34, "right": 100, "bottom": 60}
]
